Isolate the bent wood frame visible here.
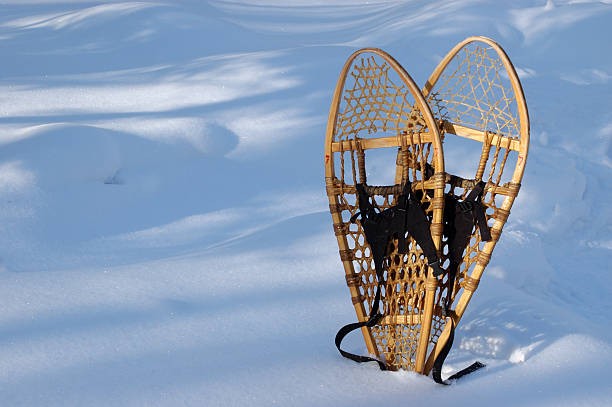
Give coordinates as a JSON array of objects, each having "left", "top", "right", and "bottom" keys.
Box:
[
  {"left": 421, "top": 36, "right": 530, "bottom": 375},
  {"left": 325, "top": 48, "right": 445, "bottom": 373}
]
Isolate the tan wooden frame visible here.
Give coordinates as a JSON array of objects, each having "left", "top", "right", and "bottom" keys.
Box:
[
  {"left": 325, "top": 48, "right": 446, "bottom": 373},
  {"left": 421, "top": 36, "right": 530, "bottom": 374}
]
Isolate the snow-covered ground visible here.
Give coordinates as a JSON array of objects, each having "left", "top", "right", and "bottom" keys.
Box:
[{"left": 0, "top": 1, "right": 611, "bottom": 405}]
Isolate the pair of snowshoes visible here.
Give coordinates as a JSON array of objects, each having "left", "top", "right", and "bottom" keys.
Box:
[{"left": 326, "top": 36, "right": 529, "bottom": 381}]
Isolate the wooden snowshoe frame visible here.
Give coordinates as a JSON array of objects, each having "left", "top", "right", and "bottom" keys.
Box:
[
  {"left": 326, "top": 37, "right": 529, "bottom": 375},
  {"left": 420, "top": 36, "right": 530, "bottom": 374},
  {"left": 325, "top": 48, "right": 446, "bottom": 373}
]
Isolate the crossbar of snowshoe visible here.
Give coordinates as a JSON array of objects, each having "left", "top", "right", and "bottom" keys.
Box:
[
  {"left": 330, "top": 123, "right": 519, "bottom": 153},
  {"left": 330, "top": 133, "right": 436, "bottom": 152},
  {"left": 326, "top": 177, "right": 519, "bottom": 198},
  {"left": 380, "top": 306, "right": 454, "bottom": 325},
  {"left": 441, "top": 121, "right": 520, "bottom": 152}
]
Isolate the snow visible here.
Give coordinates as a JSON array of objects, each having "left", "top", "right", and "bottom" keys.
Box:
[{"left": 0, "top": 0, "right": 611, "bottom": 405}]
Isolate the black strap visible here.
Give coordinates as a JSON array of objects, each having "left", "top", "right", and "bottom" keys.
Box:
[
  {"left": 464, "top": 181, "right": 491, "bottom": 241},
  {"left": 353, "top": 182, "right": 441, "bottom": 276},
  {"left": 334, "top": 295, "right": 387, "bottom": 370},
  {"left": 336, "top": 181, "right": 444, "bottom": 369},
  {"left": 432, "top": 181, "right": 490, "bottom": 383},
  {"left": 442, "top": 181, "right": 491, "bottom": 314},
  {"left": 404, "top": 190, "right": 443, "bottom": 274},
  {"left": 432, "top": 318, "right": 485, "bottom": 384},
  {"left": 335, "top": 184, "right": 392, "bottom": 370}
]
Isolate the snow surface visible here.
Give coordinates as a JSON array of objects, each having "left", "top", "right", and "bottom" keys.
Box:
[{"left": 0, "top": 0, "right": 611, "bottom": 405}]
